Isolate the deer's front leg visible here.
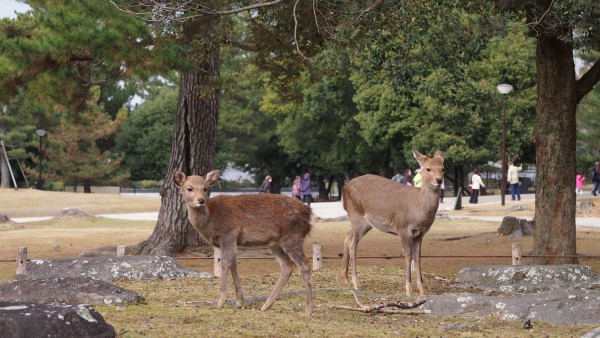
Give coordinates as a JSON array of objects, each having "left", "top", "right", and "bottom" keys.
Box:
[
  {"left": 412, "top": 238, "right": 425, "bottom": 298},
  {"left": 401, "top": 236, "right": 414, "bottom": 298}
]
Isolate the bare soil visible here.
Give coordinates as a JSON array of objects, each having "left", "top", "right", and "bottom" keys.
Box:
[{"left": 2, "top": 190, "right": 600, "bottom": 336}]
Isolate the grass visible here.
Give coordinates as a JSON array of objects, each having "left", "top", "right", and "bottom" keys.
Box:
[{"left": 1, "top": 189, "right": 600, "bottom": 336}]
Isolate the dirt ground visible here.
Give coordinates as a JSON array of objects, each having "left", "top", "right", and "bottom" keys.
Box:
[{"left": 1, "top": 189, "right": 600, "bottom": 281}]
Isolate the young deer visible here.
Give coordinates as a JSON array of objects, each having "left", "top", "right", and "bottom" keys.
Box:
[
  {"left": 174, "top": 170, "right": 314, "bottom": 316},
  {"left": 341, "top": 150, "right": 444, "bottom": 298}
]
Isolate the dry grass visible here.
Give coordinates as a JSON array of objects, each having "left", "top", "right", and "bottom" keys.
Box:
[
  {"left": 0, "top": 189, "right": 160, "bottom": 217},
  {"left": 1, "top": 190, "right": 600, "bottom": 337}
]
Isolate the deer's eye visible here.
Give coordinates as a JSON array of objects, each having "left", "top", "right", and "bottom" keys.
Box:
[
  {"left": 187, "top": 187, "right": 193, "bottom": 192},
  {"left": 426, "top": 168, "right": 431, "bottom": 172},
  {"left": 203, "top": 188, "right": 208, "bottom": 192}
]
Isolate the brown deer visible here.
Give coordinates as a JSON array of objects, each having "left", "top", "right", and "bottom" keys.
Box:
[
  {"left": 341, "top": 150, "right": 444, "bottom": 298},
  {"left": 174, "top": 170, "right": 314, "bottom": 316}
]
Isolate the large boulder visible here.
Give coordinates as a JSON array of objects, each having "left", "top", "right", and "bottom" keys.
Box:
[
  {"left": 0, "top": 301, "right": 115, "bottom": 338},
  {"left": 421, "top": 265, "right": 600, "bottom": 325},
  {"left": 0, "top": 276, "right": 143, "bottom": 305},
  {"left": 16, "top": 255, "right": 212, "bottom": 281}
]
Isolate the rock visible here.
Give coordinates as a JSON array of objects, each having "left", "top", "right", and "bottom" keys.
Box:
[
  {"left": 0, "top": 301, "right": 115, "bottom": 338},
  {"left": 16, "top": 255, "right": 211, "bottom": 281},
  {"left": 454, "top": 265, "right": 600, "bottom": 293},
  {"left": 53, "top": 208, "right": 92, "bottom": 219},
  {"left": 0, "top": 214, "right": 13, "bottom": 224},
  {"left": 422, "top": 288, "right": 600, "bottom": 325},
  {"left": 421, "top": 265, "right": 600, "bottom": 325},
  {"left": 0, "top": 276, "right": 143, "bottom": 305}
]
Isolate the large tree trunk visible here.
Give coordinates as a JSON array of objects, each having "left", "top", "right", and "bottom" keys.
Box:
[
  {"left": 131, "top": 20, "right": 221, "bottom": 255},
  {"left": 532, "top": 34, "right": 578, "bottom": 264}
]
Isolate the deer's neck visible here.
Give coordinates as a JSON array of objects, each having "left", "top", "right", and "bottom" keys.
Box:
[
  {"left": 419, "top": 185, "right": 441, "bottom": 211},
  {"left": 186, "top": 206, "right": 212, "bottom": 230}
]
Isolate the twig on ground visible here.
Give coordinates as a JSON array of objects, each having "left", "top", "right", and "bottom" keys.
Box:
[{"left": 332, "top": 290, "right": 430, "bottom": 314}]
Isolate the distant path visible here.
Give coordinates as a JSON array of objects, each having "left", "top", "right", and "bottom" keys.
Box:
[{"left": 11, "top": 192, "right": 600, "bottom": 229}]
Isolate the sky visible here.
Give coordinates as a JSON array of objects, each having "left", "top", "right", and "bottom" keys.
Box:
[{"left": 0, "top": 0, "right": 30, "bottom": 19}]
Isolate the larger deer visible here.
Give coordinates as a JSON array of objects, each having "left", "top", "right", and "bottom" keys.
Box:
[
  {"left": 341, "top": 150, "right": 444, "bottom": 298},
  {"left": 174, "top": 170, "right": 314, "bottom": 316}
]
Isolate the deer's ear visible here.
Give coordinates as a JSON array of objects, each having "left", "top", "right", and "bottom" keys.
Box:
[
  {"left": 205, "top": 170, "right": 221, "bottom": 187},
  {"left": 173, "top": 171, "right": 186, "bottom": 187},
  {"left": 413, "top": 150, "right": 426, "bottom": 165},
  {"left": 433, "top": 150, "right": 444, "bottom": 159}
]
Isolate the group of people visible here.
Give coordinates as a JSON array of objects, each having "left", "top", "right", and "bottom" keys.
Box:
[
  {"left": 391, "top": 169, "right": 425, "bottom": 187},
  {"left": 391, "top": 168, "right": 445, "bottom": 202},
  {"left": 469, "top": 161, "right": 522, "bottom": 204},
  {"left": 260, "top": 172, "right": 313, "bottom": 206}
]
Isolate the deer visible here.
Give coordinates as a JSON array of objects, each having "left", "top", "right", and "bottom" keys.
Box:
[
  {"left": 341, "top": 150, "right": 444, "bottom": 299},
  {"left": 173, "top": 170, "right": 314, "bottom": 317}
]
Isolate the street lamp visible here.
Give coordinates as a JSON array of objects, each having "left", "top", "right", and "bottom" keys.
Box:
[
  {"left": 35, "top": 129, "right": 46, "bottom": 190},
  {"left": 496, "top": 84, "right": 513, "bottom": 206}
]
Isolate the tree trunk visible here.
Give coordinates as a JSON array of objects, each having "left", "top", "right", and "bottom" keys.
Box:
[
  {"left": 532, "top": 34, "right": 578, "bottom": 264},
  {"left": 130, "top": 52, "right": 220, "bottom": 256},
  {"left": 0, "top": 114, "right": 9, "bottom": 189},
  {"left": 0, "top": 147, "right": 9, "bottom": 189}
]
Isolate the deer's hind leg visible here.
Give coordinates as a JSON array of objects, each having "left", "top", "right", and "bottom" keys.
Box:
[
  {"left": 283, "top": 238, "right": 314, "bottom": 317},
  {"left": 261, "top": 243, "right": 295, "bottom": 312}
]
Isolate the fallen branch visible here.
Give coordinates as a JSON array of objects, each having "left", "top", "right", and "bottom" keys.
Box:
[{"left": 332, "top": 290, "right": 429, "bottom": 314}]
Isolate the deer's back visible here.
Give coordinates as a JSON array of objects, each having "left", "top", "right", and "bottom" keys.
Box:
[
  {"left": 343, "top": 174, "right": 438, "bottom": 233},
  {"left": 204, "top": 194, "right": 312, "bottom": 246}
]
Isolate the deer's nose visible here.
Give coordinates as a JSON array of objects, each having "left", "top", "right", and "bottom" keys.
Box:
[
  {"left": 436, "top": 178, "right": 443, "bottom": 185},
  {"left": 196, "top": 197, "right": 206, "bottom": 206}
]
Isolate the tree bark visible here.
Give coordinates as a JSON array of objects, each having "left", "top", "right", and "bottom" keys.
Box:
[
  {"left": 0, "top": 147, "right": 9, "bottom": 189},
  {"left": 532, "top": 33, "right": 578, "bottom": 264},
  {"left": 130, "top": 39, "right": 220, "bottom": 256}
]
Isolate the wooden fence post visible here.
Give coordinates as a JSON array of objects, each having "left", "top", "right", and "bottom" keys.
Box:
[
  {"left": 312, "top": 243, "right": 323, "bottom": 271},
  {"left": 213, "top": 247, "right": 222, "bottom": 277},
  {"left": 117, "top": 246, "right": 126, "bottom": 257},
  {"left": 16, "top": 246, "right": 27, "bottom": 275},
  {"left": 512, "top": 243, "right": 522, "bottom": 265}
]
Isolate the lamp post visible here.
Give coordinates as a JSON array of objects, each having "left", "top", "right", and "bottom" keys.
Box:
[
  {"left": 35, "top": 129, "right": 46, "bottom": 190},
  {"left": 496, "top": 84, "right": 513, "bottom": 206}
]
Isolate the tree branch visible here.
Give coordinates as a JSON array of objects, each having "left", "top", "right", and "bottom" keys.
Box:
[
  {"left": 576, "top": 60, "right": 600, "bottom": 103},
  {"left": 109, "top": 0, "right": 285, "bottom": 23}
]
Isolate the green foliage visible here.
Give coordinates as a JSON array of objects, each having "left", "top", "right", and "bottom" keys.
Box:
[
  {"left": 116, "top": 85, "right": 177, "bottom": 181},
  {"left": 577, "top": 85, "right": 600, "bottom": 174},
  {"left": 38, "top": 88, "right": 129, "bottom": 186}
]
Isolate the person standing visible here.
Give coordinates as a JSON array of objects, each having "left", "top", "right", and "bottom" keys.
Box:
[
  {"left": 413, "top": 169, "right": 423, "bottom": 188},
  {"left": 405, "top": 169, "right": 413, "bottom": 186},
  {"left": 260, "top": 175, "right": 272, "bottom": 193},
  {"left": 592, "top": 162, "right": 600, "bottom": 196},
  {"left": 301, "top": 172, "right": 312, "bottom": 206},
  {"left": 576, "top": 174, "right": 586, "bottom": 195},
  {"left": 469, "top": 169, "right": 485, "bottom": 204},
  {"left": 507, "top": 161, "right": 523, "bottom": 201},
  {"left": 292, "top": 175, "right": 302, "bottom": 200},
  {"left": 391, "top": 170, "right": 405, "bottom": 184}
]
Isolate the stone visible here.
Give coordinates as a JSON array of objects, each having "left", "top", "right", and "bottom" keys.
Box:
[
  {"left": 0, "top": 276, "right": 143, "bottom": 305},
  {"left": 454, "top": 265, "right": 600, "bottom": 293},
  {"left": 53, "top": 208, "right": 92, "bottom": 219},
  {"left": 421, "top": 265, "right": 600, "bottom": 325},
  {"left": 0, "top": 301, "right": 115, "bottom": 338},
  {"left": 16, "top": 255, "right": 212, "bottom": 282}
]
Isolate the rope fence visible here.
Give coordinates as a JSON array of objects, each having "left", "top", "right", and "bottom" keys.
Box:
[{"left": 3, "top": 244, "right": 600, "bottom": 277}]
